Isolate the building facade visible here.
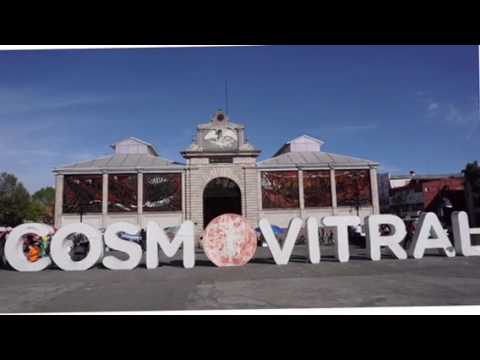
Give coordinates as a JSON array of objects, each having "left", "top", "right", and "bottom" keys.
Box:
[
  {"left": 380, "top": 173, "right": 465, "bottom": 221},
  {"left": 54, "top": 111, "right": 380, "bottom": 237}
]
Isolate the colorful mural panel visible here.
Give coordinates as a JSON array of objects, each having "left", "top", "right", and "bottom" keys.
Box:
[
  {"left": 335, "top": 170, "right": 372, "bottom": 207},
  {"left": 108, "top": 174, "right": 138, "bottom": 213},
  {"left": 262, "top": 171, "right": 299, "bottom": 209},
  {"left": 304, "top": 170, "right": 332, "bottom": 208},
  {"left": 63, "top": 175, "right": 103, "bottom": 214},
  {"left": 143, "top": 174, "right": 182, "bottom": 212}
]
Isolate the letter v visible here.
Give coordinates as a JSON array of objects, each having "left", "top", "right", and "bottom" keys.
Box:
[{"left": 259, "top": 218, "right": 303, "bottom": 265}]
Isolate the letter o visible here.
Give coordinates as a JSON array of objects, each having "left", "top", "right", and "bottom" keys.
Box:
[
  {"left": 50, "top": 224, "right": 104, "bottom": 271},
  {"left": 5, "top": 224, "right": 53, "bottom": 272}
]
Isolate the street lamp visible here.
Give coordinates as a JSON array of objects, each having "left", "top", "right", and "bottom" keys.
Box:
[
  {"left": 79, "top": 203, "right": 85, "bottom": 224},
  {"left": 352, "top": 172, "right": 361, "bottom": 217}
]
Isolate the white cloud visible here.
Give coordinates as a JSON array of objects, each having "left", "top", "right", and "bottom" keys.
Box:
[
  {"left": 335, "top": 124, "right": 378, "bottom": 132},
  {"left": 419, "top": 93, "right": 480, "bottom": 140},
  {"left": 0, "top": 88, "right": 114, "bottom": 116},
  {"left": 427, "top": 102, "right": 439, "bottom": 112},
  {"left": 1, "top": 149, "right": 60, "bottom": 157}
]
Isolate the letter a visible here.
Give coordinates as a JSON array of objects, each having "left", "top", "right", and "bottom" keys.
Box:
[{"left": 408, "top": 213, "right": 455, "bottom": 259}]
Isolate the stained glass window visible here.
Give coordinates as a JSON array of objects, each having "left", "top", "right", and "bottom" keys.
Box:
[
  {"left": 304, "top": 171, "right": 332, "bottom": 208},
  {"left": 108, "top": 174, "right": 138, "bottom": 213},
  {"left": 262, "top": 171, "right": 299, "bottom": 209},
  {"left": 336, "top": 170, "right": 372, "bottom": 207},
  {"left": 63, "top": 175, "right": 103, "bottom": 214},
  {"left": 143, "top": 174, "right": 182, "bottom": 212}
]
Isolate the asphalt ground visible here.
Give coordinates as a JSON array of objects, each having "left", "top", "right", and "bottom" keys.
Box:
[{"left": 1, "top": 245, "right": 480, "bottom": 313}]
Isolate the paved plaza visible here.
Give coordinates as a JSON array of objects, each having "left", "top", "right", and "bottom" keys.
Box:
[{"left": 1, "top": 245, "right": 480, "bottom": 313}]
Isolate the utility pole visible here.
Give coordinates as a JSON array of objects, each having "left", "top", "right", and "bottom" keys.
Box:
[{"left": 225, "top": 80, "right": 229, "bottom": 115}]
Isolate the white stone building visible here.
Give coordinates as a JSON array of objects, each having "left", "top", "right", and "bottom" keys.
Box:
[{"left": 54, "top": 111, "right": 380, "bottom": 236}]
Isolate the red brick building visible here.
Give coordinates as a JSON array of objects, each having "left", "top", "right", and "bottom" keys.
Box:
[{"left": 388, "top": 175, "right": 465, "bottom": 220}]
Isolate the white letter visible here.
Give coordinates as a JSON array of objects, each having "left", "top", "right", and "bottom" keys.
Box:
[
  {"left": 102, "top": 223, "right": 143, "bottom": 270},
  {"left": 452, "top": 211, "right": 480, "bottom": 257},
  {"left": 50, "top": 223, "right": 104, "bottom": 271},
  {"left": 321, "top": 216, "right": 360, "bottom": 263},
  {"left": 146, "top": 221, "right": 195, "bottom": 269},
  {"left": 259, "top": 218, "right": 303, "bottom": 265},
  {"left": 409, "top": 213, "right": 455, "bottom": 259},
  {"left": 5, "top": 224, "right": 53, "bottom": 272},
  {"left": 306, "top": 217, "right": 321, "bottom": 264},
  {"left": 366, "top": 215, "right": 408, "bottom": 261}
]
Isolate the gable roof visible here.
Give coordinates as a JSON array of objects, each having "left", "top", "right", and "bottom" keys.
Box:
[
  {"left": 287, "top": 135, "right": 325, "bottom": 145},
  {"left": 111, "top": 137, "right": 160, "bottom": 157},
  {"left": 258, "top": 151, "right": 378, "bottom": 168},
  {"left": 273, "top": 135, "right": 325, "bottom": 157},
  {"left": 54, "top": 154, "right": 184, "bottom": 173}
]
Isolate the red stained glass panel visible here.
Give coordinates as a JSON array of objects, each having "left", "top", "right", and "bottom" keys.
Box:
[
  {"left": 108, "top": 174, "right": 138, "bottom": 213},
  {"left": 304, "top": 170, "right": 332, "bottom": 208},
  {"left": 143, "top": 174, "right": 182, "bottom": 212},
  {"left": 336, "top": 170, "right": 372, "bottom": 207},
  {"left": 63, "top": 175, "right": 103, "bottom": 214},
  {"left": 262, "top": 171, "right": 299, "bottom": 209}
]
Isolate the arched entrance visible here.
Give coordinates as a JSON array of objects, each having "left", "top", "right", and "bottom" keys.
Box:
[{"left": 203, "top": 178, "right": 242, "bottom": 228}]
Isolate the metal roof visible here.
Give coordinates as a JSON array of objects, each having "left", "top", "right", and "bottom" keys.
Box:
[
  {"left": 257, "top": 151, "right": 378, "bottom": 168},
  {"left": 390, "top": 173, "right": 463, "bottom": 180},
  {"left": 110, "top": 137, "right": 160, "bottom": 157},
  {"left": 287, "top": 135, "right": 325, "bottom": 145},
  {"left": 54, "top": 154, "right": 185, "bottom": 173}
]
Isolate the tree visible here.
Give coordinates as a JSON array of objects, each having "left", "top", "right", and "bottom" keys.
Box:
[
  {"left": 0, "top": 173, "right": 31, "bottom": 227},
  {"left": 32, "top": 187, "right": 55, "bottom": 207},
  {"left": 463, "top": 161, "right": 480, "bottom": 226},
  {"left": 464, "top": 162, "right": 480, "bottom": 202},
  {"left": 31, "top": 187, "right": 55, "bottom": 224},
  {"left": 0, "top": 174, "right": 55, "bottom": 227},
  {"left": 25, "top": 199, "right": 48, "bottom": 223}
]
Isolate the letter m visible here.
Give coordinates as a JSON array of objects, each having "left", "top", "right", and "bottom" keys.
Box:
[{"left": 146, "top": 221, "right": 195, "bottom": 269}]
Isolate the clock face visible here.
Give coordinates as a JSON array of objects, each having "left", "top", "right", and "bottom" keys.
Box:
[{"left": 204, "top": 128, "right": 238, "bottom": 150}]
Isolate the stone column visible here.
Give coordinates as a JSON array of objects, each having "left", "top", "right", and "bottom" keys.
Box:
[
  {"left": 137, "top": 172, "right": 144, "bottom": 227},
  {"left": 187, "top": 168, "right": 191, "bottom": 220},
  {"left": 330, "top": 168, "right": 337, "bottom": 215},
  {"left": 257, "top": 171, "right": 263, "bottom": 212},
  {"left": 102, "top": 173, "right": 109, "bottom": 228},
  {"left": 370, "top": 167, "right": 380, "bottom": 214},
  {"left": 241, "top": 170, "right": 247, "bottom": 219},
  {"left": 54, "top": 174, "right": 64, "bottom": 228},
  {"left": 299, "top": 170, "right": 305, "bottom": 218},
  {"left": 181, "top": 171, "right": 186, "bottom": 222},
  {"left": 244, "top": 166, "right": 260, "bottom": 228}
]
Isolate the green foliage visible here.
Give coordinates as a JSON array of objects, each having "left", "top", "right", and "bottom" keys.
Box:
[
  {"left": 0, "top": 173, "right": 32, "bottom": 227},
  {"left": 25, "top": 199, "right": 48, "bottom": 223},
  {"left": 32, "top": 187, "right": 55, "bottom": 207},
  {"left": 32, "top": 187, "right": 55, "bottom": 224},
  {"left": 0, "top": 173, "right": 55, "bottom": 227}
]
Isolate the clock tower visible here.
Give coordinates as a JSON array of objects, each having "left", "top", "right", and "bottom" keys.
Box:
[
  {"left": 181, "top": 110, "right": 261, "bottom": 163},
  {"left": 181, "top": 110, "right": 261, "bottom": 233}
]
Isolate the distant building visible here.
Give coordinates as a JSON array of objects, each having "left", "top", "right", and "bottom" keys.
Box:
[
  {"left": 53, "top": 111, "right": 381, "bottom": 237},
  {"left": 380, "top": 173, "right": 465, "bottom": 220}
]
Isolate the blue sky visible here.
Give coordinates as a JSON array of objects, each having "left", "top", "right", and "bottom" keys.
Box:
[{"left": 0, "top": 45, "right": 478, "bottom": 193}]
